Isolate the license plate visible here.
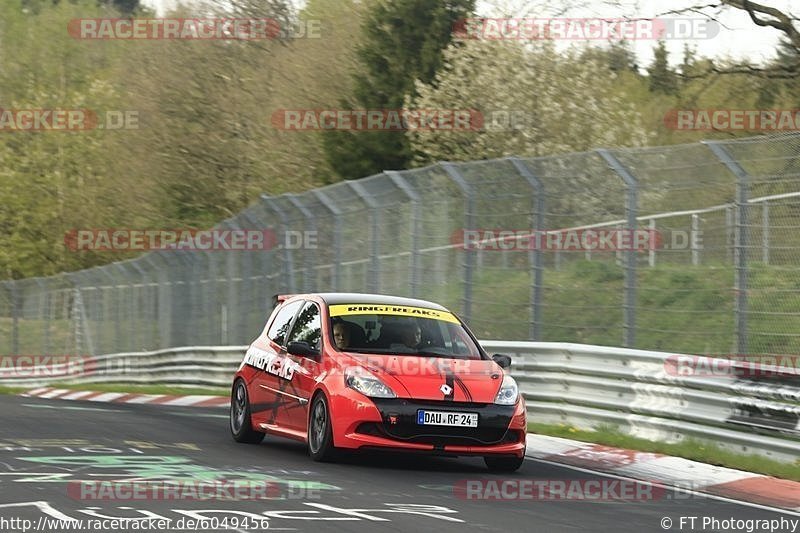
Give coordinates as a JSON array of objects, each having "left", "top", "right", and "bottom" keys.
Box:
[{"left": 416, "top": 410, "right": 478, "bottom": 427}]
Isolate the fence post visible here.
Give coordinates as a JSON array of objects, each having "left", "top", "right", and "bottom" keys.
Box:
[
  {"left": 510, "top": 158, "right": 545, "bottom": 341},
  {"left": 597, "top": 149, "right": 638, "bottom": 349},
  {"left": 238, "top": 209, "right": 276, "bottom": 323},
  {"left": 648, "top": 219, "right": 656, "bottom": 267},
  {"left": 691, "top": 214, "right": 701, "bottom": 266},
  {"left": 285, "top": 194, "right": 318, "bottom": 292},
  {"left": 312, "top": 190, "right": 343, "bottom": 291},
  {"left": 705, "top": 141, "right": 750, "bottom": 356},
  {"left": 725, "top": 205, "right": 734, "bottom": 263},
  {"left": 386, "top": 171, "right": 421, "bottom": 298},
  {"left": 219, "top": 220, "right": 240, "bottom": 345},
  {"left": 93, "top": 269, "right": 116, "bottom": 355},
  {"left": 30, "top": 279, "right": 47, "bottom": 356},
  {"left": 6, "top": 282, "right": 19, "bottom": 355},
  {"left": 261, "top": 195, "right": 296, "bottom": 293},
  {"left": 441, "top": 162, "right": 475, "bottom": 325},
  {"left": 347, "top": 180, "right": 381, "bottom": 293},
  {"left": 762, "top": 200, "right": 769, "bottom": 265}
]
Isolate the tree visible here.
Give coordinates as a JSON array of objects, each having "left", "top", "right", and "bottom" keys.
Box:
[
  {"left": 406, "top": 40, "right": 650, "bottom": 164},
  {"left": 608, "top": 40, "right": 638, "bottom": 73},
  {"left": 321, "top": 0, "right": 474, "bottom": 179},
  {"left": 648, "top": 41, "right": 678, "bottom": 95}
]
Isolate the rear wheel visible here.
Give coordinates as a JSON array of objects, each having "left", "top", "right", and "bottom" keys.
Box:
[
  {"left": 230, "top": 379, "right": 265, "bottom": 444},
  {"left": 308, "top": 394, "right": 336, "bottom": 461},
  {"left": 484, "top": 454, "right": 525, "bottom": 472}
]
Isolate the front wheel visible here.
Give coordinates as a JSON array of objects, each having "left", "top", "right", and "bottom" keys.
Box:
[
  {"left": 308, "top": 394, "right": 336, "bottom": 461},
  {"left": 484, "top": 454, "right": 525, "bottom": 472},
  {"left": 230, "top": 379, "right": 265, "bottom": 444}
]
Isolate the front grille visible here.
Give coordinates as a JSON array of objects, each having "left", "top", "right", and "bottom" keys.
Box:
[{"left": 360, "top": 398, "right": 517, "bottom": 446}]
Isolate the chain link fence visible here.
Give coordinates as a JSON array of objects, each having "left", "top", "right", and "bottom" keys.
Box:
[{"left": 2, "top": 133, "right": 799, "bottom": 358}]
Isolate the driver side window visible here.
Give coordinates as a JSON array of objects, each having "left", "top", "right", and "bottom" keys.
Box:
[
  {"left": 267, "top": 300, "right": 303, "bottom": 347},
  {"left": 286, "top": 301, "right": 322, "bottom": 352}
]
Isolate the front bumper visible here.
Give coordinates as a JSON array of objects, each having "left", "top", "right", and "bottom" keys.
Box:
[{"left": 330, "top": 389, "right": 527, "bottom": 457}]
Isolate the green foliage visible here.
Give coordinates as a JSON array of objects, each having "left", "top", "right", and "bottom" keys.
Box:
[
  {"left": 648, "top": 40, "right": 678, "bottom": 95},
  {"left": 407, "top": 40, "right": 650, "bottom": 164},
  {"left": 321, "top": 0, "right": 474, "bottom": 179}
]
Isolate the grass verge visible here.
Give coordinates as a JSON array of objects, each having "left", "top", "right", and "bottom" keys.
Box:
[
  {"left": 529, "top": 422, "right": 800, "bottom": 482},
  {"left": 0, "top": 386, "right": 28, "bottom": 395}
]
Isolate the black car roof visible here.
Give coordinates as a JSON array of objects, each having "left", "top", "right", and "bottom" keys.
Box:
[{"left": 315, "top": 292, "right": 451, "bottom": 312}]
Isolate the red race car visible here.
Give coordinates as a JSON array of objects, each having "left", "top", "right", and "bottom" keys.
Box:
[{"left": 229, "top": 293, "right": 527, "bottom": 472}]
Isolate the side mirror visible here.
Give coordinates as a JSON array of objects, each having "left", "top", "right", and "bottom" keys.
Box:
[
  {"left": 287, "top": 341, "right": 320, "bottom": 359},
  {"left": 492, "top": 353, "right": 512, "bottom": 369}
]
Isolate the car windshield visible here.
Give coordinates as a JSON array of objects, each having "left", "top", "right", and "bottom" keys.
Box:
[{"left": 328, "top": 303, "right": 482, "bottom": 359}]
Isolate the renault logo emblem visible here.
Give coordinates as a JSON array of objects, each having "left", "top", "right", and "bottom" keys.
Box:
[{"left": 440, "top": 384, "right": 453, "bottom": 395}]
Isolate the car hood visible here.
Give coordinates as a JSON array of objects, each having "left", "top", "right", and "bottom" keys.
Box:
[{"left": 342, "top": 353, "right": 504, "bottom": 403}]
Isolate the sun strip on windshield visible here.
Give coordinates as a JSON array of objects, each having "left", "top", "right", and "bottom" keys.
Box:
[{"left": 328, "top": 304, "right": 460, "bottom": 324}]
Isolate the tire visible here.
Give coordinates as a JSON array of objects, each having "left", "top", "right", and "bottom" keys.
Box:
[
  {"left": 308, "top": 393, "right": 336, "bottom": 462},
  {"left": 230, "top": 379, "right": 265, "bottom": 444},
  {"left": 484, "top": 454, "right": 525, "bottom": 473}
]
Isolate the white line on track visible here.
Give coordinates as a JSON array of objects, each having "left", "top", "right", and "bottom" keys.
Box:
[
  {"left": 167, "top": 412, "right": 228, "bottom": 419},
  {"left": 22, "top": 403, "right": 125, "bottom": 413},
  {"left": 525, "top": 456, "right": 800, "bottom": 517}
]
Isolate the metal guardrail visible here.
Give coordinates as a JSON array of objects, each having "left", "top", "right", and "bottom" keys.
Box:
[{"left": 2, "top": 342, "right": 798, "bottom": 461}]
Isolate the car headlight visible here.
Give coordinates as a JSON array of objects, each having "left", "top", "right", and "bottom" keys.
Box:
[
  {"left": 494, "top": 374, "right": 519, "bottom": 405},
  {"left": 344, "top": 366, "right": 396, "bottom": 398}
]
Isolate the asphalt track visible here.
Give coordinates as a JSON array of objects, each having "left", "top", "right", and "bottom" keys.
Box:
[{"left": 0, "top": 394, "right": 798, "bottom": 533}]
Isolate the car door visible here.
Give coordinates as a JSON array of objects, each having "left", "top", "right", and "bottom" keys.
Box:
[
  {"left": 280, "top": 300, "right": 323, "bottom": 432},
  {"left": 248, "top": 299, "right": 303, "bottom": 428}
]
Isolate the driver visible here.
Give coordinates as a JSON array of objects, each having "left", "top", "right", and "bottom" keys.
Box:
[{"left": 401, "top": 323, "right": 422, "bottom": 349}]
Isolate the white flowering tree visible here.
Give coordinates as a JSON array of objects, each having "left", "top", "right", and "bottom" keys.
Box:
[{"left": 406, "top": 39, "right": 651, "bottom": 165}]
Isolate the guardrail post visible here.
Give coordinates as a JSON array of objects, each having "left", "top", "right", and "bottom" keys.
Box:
[
  {"left": 261, "top": 195, "right": 296, "bottom": 293},
  {"left": 597, "top": 149, "right": 638, "bottom": 349},
  {"left": 285, "top": 194, "right": 318, "bottom": 292},
  {"left": 705, "top": 141, "right": 750, "bottom": 355},
  {"left": 385, "top": 171, "right": 421, "bottom": 298},
  {"left": 347, "top": 181, "right": 381, "bottom": 293},
  {"left": 312, "top": 190, "right": 343, "bottom": 291},
  {"left": 441, "top": 162, "right": 475, "bottom": 324},
  {"left": 510, "top": 158, "right": 545, "bottom": 341}
]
